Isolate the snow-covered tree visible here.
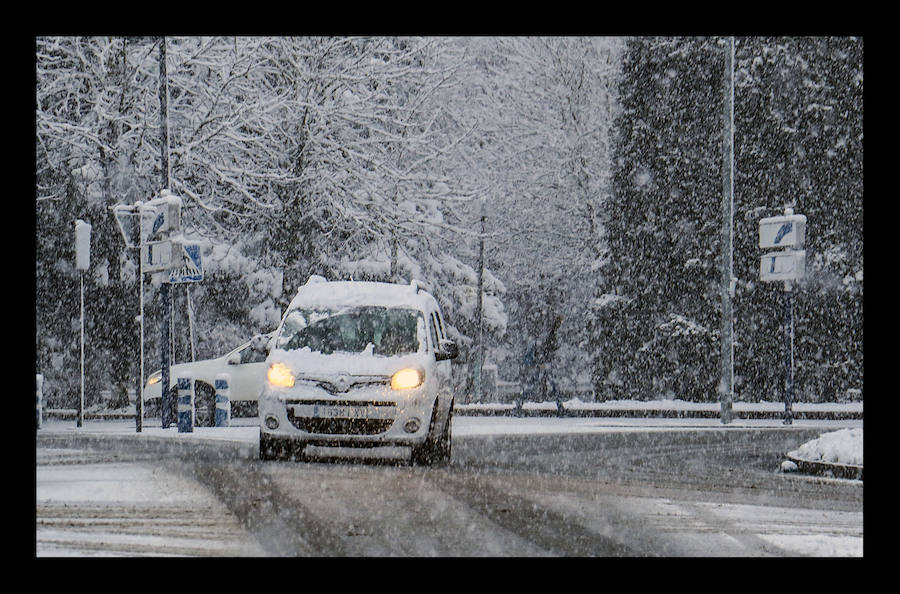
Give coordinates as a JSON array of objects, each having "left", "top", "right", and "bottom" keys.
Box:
[
  {"left": 37, "top": 36, "right": 162, "bottom": 407},
  {"left": 447, "top": 37, "right": 622, "bottom": 389}
]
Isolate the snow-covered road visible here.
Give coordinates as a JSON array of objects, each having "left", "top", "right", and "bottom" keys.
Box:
[{"left": 36, "top": 414, "right": 862, "bottom": 557}]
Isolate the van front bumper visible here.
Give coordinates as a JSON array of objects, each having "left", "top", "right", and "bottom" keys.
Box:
[{"left": 258, "top": 384, "right": 436, "bottom": 447}]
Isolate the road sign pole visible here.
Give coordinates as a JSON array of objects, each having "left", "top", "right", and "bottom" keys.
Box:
[
  {"left": 75, "top": 220, "right": 91, "bottom": 428},
  {"left": 79, "top": 270, "right": 84, "bottom": 428},
  {"left": 137, "top": 248, "right": 144, "bottom": 432},
  {"left": 783, "top": 281, "right": 795, "bottom": 425},
  {"left": 187, "top": 286, "right": 196, "bottom": 362},
  {"left": 160, "top": 282, "right": 172, "bottom": 428},
  {"left": 759, "top": 206, "right": 807, "bottom": 425},
  {"left": 137, "top": 204, "right": 145, "bottom": 432}
]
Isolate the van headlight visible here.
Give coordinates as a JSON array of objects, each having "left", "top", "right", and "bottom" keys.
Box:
[
  {"left": 267, "top": 362, "right": 295, "bottom": 388},
  {"left": 391, "top": 368, "right": 424, "bottom": 390}
]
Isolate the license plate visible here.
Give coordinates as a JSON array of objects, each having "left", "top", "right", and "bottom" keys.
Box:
[{"left": 292, "top": 404, "right": 395, "bottom": 420}]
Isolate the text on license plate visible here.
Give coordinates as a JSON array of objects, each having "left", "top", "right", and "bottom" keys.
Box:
[{"left": 292, "top": 404, "right": 395, "bottom": 420}]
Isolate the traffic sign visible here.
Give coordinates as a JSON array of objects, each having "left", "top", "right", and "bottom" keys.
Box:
[
  {"left": 169, "top": 240, "right": 203, "bottom": 283},
  {"left": 759, "top": 214, "right": 806, "bottom": 249},
  {"left": 111, "top": 204, "right": 142, "bottom": 248},
  {"left": 75, "top": 220, "right": 91, "bottom": 271},
  {"left": 142, "top": 240, "right": 174, "bottom": 272},
  {"left": 760, "top": 250, "right": 806, "bottom": 282},
  {"left": 141, "top": 194, "right": 182, "bottom": 243}
]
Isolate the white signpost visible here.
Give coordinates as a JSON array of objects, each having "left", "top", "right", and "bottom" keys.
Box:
[
  {"left": 111, "top": 190, "right": 203, "bottom": 432},
  {"left": 759, "top": 207, "right": 807, "bottom": 425},
  {"left": 75, "top": 220, "right": 91, "bottom": 428}
]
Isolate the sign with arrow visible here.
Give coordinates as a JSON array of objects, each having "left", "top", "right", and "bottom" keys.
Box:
[
  {"left": 759, "top": 213, "right": 806, "bottom": 249},
  {"left": 141, "top": 194, "right": 182, "bottom": 243}
]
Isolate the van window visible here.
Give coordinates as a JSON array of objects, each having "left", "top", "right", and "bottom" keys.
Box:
[
  {"left": 238, "top": 343, "right": 267, "bottom": 364},
  {"left": 277, "top": 306, "right": 421, "bottom": 356}
]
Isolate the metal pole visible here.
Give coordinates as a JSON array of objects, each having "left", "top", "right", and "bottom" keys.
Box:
[
  {"left": 158, "top": 36, "right": 173, "bottom": 428},
  {"left": 137, "top": 216, "right": 144, "bottom": 432},
  {"left": 187, "top": 285, "right": 196, "bottom": 362},
  {"left": 161, "top": 282, "right": 172, "bottom": 428},
  {"left": 473, "top": 203, "right": 485, "bottom": 403},
  {"left": 719, "top": 36, "right": 735, "bottom": 424},
  {"left": 78, "top": 271, "right": 85, "bottom": 428},
  {"left": 783, "top": 281, "right": 795, "bottom": 425},
  {"left": 170, "top": 290, "right": 176, "bottom": 364},
  {"left": 158, "top": 37, "right": 170, "bottom": 191}
]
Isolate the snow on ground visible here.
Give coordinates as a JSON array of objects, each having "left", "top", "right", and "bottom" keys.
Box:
[
  {"left": 787, "top": 427, "right": 862, "bottom": 467},
  {"left": 37, "top": 410, "right": 862, "bottom": 557},
  {"left": 36, "top": 452, "right": 267, "bottom": 556},
  {"left": 60, "top": 393, "right": 862, "bottom": 468}
]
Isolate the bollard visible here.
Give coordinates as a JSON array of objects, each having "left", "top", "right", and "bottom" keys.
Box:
[
  {"left": 215, "top": 373, "right": 231, "bottom": 427},
  {"left": 177, "top": 377, "right": 193, "bottom": 433},
  {"left": 36, "top": 374, "right": 43, "bottom": 430}
]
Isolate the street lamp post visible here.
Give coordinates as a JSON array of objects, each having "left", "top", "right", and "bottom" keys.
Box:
[
  {"left": 158, "top": 36, "right": 173, "bottom": 428},
  {"left": 473, "top": 200, "right": 486, "bottom": 403}
]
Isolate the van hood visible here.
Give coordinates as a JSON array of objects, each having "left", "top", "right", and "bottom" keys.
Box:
[{"left": 268, "top": 346, "right": 429, "bottom": 379}]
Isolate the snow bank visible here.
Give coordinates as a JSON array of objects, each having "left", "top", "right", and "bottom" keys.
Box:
[{"left": 788, "top": 428, "right": 862, "bottom": 466}]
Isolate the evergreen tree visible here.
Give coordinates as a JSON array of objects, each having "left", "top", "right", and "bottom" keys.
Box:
[
  {"left": 593, "top": 37, "right": 724, "bottom": 401},
  {"left": 734, "top": 36, "right": 863, "bottom": 402},
  {"left": 595, "top": 36, "right": 863, "bottom": 404}
]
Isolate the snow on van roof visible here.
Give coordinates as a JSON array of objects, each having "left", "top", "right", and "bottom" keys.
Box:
[{"left": 286, "top": 277, "right": 438, "bottom": 312}]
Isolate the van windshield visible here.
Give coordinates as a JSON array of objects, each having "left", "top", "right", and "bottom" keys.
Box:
[{"left": 276, "top": 306, "right": 422, "bottom": 356}]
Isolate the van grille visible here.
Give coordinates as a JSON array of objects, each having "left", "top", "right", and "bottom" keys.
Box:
[{"left": 285, "top": 400, "right": 395, "bottom": 435}]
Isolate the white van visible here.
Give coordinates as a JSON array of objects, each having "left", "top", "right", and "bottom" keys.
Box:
[{"left": 258, "top": 276, "right": 458, "bottom": 465}]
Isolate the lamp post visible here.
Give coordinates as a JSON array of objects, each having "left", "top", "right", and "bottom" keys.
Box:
[
  {"left": 473, "top": 200, "right": 485, "bottom": 403},
  {"left": 158, "top": 36, "right": 173, "bottom": 428}
]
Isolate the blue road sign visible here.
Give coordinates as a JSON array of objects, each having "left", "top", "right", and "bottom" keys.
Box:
[{"left": 169, "top": 241, "right": 203, "bottom": 283}]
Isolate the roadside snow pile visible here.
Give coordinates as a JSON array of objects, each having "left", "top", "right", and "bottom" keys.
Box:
[{"left": 788, "top": 428, "right": 862, "bottom": 467}]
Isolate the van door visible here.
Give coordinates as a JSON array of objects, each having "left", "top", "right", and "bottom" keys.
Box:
[{"left": 429, "top": 310, "right": 452, "bottom": 418}]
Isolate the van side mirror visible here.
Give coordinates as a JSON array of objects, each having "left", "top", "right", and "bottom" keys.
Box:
[
  {"left": 250, "top": 333, "right": 271, "bottom": 355},
  {"left": 435, "top": 339, "right": 459, "bottom": 361}
]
